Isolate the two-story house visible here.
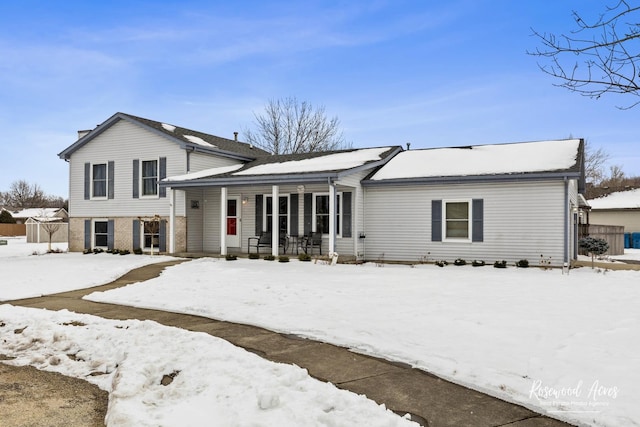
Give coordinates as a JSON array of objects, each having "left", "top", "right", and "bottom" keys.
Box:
[
  {"left": 59, "top": 112, "right": 586, "bottom": 267},
  {"left": 58, "top": 112, "right": 269, "bottom": 254}
]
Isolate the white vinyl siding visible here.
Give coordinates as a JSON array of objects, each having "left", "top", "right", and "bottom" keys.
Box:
[
  {"left": 363, "top": 180, "right": 574, "bottom": 266},
  {"left": 188, "top": 151, "right": 242, "bottom": 172},
  {"left": 186, "top": 189, "right": 204, "bottom": 252}
]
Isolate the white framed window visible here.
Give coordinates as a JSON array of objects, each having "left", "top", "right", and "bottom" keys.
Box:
[
  {"left": 141, "top": 159, "right": 159, "bottom": 197},
  {"left": 142, "top": 220, "right": 160, "bottom": 249},
  {"left": 93, "top": 220, "right": 109, "bottom": 248},
  {"left": 443, "top": 200, "right": 471, "bottom": 240},
  {"left": 313, "top": 193, "right": 341, "bottom": 235},
  {"left": 91, "top": 163, "right": 107, "bottom": 199},
  {"left": 264, "top": 194, "right": 289, "bottom": 234}
]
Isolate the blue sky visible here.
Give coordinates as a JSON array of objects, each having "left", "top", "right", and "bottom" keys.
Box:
[{"left": 1, "top": 0, "right": 638, "bottom": 198}]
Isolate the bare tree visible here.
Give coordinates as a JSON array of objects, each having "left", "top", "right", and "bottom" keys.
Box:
[
  {"left": 583, "top": 140, "right": 611, "bottom": 185},
  {"left": 4, "top": 180, "right": 47, "bottom": 209},
  {"left": 529, "top": 1, "right": 640, "bottom": 108},
  {"left": 40, "top": 220, "right": 62, "bottom": 252},
  {"left": 244, "top": 97, "right": 350, "bottom": 155}
]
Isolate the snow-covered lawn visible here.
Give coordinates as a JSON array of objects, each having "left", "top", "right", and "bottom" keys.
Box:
[
  {"left": 0, "top": 237, "right": 174, "bottom": 301},
  {"left": 0, "top": 238, "right": 415, "bottom": 426},
  {"left": 84, "top": 257, "right": 640, "bottom": 427}
]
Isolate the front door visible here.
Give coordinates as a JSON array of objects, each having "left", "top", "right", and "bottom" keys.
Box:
[{"left": 226, "top": 197, "right": 241, "bottom": 247}]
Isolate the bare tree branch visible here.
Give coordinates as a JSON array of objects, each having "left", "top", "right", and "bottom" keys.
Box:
[{"left": 529, "top": 1, "right": 640, "bottom": 108}]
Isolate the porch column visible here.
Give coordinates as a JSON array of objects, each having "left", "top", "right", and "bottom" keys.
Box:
[
  {"left": 220, "top": 186, "right": 227, "bottom": 256},
  {"left": 272, "top": 185, "right": 279, "bottom": 257},
  {"left": 329, "top": 180, "right": 336, "bottom": 254},
  {"left": 169, "top": 188, "right": 176, "bottom": 253}
]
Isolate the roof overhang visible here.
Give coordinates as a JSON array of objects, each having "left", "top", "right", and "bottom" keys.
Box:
[
  {"left": 162, "top": 146, "right": 403, "bottom": 189},
  {"left": 162, "top": 172, "right": 340, "bottom": 188}
]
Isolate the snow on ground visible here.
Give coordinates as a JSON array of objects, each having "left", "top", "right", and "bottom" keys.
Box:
[
  {"left": 2, "top": 236, "right": 640, "bottom": 426},
  {"left": 0, "top": 237, "right": 174, "bottom": 301},
  {"left": 84, "top": 257, "right": 640, "bottom": 427},
  {"left": 0, "top": 238, "right": 415, "bottom": 426},
  {"left": 0, "top": 306, "right": 414, "bottom": 427}
]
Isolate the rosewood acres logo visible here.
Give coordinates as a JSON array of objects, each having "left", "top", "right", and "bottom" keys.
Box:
[{"left": 529, "top": 379, "right": 619, "bottom": 413}]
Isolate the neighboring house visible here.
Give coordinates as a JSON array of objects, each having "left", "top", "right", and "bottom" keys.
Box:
[
  {"left": 587, "top": 188, "right": 640, "bottom": 234},
  {"left": 59, "top": 112, "right": 586, "bottom": 267},
  {"left": 9, "top": 208, "right": 68, "bottom": 224}
]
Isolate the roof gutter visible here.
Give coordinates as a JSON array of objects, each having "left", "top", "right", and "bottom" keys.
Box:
[{"left": 362, "top": 171, "right": 582, "bottom": 187}]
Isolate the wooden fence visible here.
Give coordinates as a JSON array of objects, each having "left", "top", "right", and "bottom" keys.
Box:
[
  {"left": 580, "top": 224, "right": 625, "bottom": 256},
  {"left": 0, "top": 224, "right": 26, "bottom": 236}
]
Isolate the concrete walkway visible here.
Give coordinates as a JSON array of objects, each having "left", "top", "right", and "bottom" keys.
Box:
[{"left": 8, "top": 260, "right": 573, "bottom": 427}]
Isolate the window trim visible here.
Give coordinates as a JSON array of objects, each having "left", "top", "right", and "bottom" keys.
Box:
[
  {"left": 312, "top": 192, "right": 342, "bottom": 236},
  {"left": 140, "top": 158, "right": 160, "bottom": 198},
  {"left": 442, "top": 199, "right": 472, "bottom": 242},
  {"left": 262, "top": 193, "right": 290, "bottom": 234},
  {"left": 90, "top": 162, "right": 108, "bottom": 200}
]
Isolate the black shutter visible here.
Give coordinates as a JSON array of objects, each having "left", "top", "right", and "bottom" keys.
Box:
[
  {"left": 159, "top": 220, "right": 167, "bottom": 252},
  {"left": 290, "top": 193, "right": 299, "bottom": 236},
  {"left": 132, "top": 159, "right": 139, "bottom": 199},
  {"left": 159, "top": 157, "right": 167, "bottom": 198},
  {"left": 431, "top": 200, "right": 442, "bottom": 242},
  {"left": 255, "top": 194, "right": 263, "bottom": 235},
  {"left": 303, "top": 193, "right": 312, "bottom": 235},
  {"left": 132, "top": 219, "right": 140, "bottom": 250},
  {"left": 84, "top": 163, "right": 90, "bottom": 200},
  {"left": 108, "top": 161, "right": 115, "bottom": 199},
  {"left": 472, "top": 199, "right": 484, "bottom": 242},
  {"left": 84, "top": 219, "right": 91, "bottom": 250},
  {"left": 342, "top": 192, "right": 352, "bottom": 238},
  {"left": 107, "top": 219, "right": 114, "bottom": 250}
]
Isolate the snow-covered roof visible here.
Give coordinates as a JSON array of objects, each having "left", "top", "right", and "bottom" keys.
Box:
[
  {"left": 10, "top": 208, "right": 62, "bottom": 219},
  {"left": 234, "top": 147, "right": 391, "bottom": 176},
  {"left": 588, "top": 188, "right": 640, "bottom": 209},
  {"left": 165, "top": 164, "right": 244, "bottom": 182},
  {"left": 163, "top": 147, "right": 400, "bottom": 184},
  {"left": 368, "top": 139, "right": 582, "bottom": 181}
]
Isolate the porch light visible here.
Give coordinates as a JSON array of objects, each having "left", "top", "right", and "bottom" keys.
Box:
[{"left": 242, "top": 196, "right": 249, "bottom": 205}]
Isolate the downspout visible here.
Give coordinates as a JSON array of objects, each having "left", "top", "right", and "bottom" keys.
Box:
[
  {"left": 564, "top": 177, "right": 569, "bottom": 268},
  {"left": 329, "top": 177, "right": 337, "bottom": 254}
]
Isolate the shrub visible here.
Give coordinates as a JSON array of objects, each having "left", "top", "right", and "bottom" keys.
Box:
[
  {"left": 298, "top": 253, "right": 311, "bottom": 262},
  {"left": 248, "top": 253, "right": 260, "bottom": 260},
  {"left": 133, "top": 248, "right": 143, "bottom": 255},
  {"left": 472, "top": 260, "right": 485, "bottom": 267},
  {"left": 435, "top": 260, "right": 448, "bottom": 267},
  {"left": 453, "top": 258, "right": 467, "bottom": 266},
  {"left": 92, "top": 248, "right": 104, "bottom": 254},
  {"left": 493, "top": 260, "right": 507, "bottom": 269},
  {"left": 225, "top": 254, "right": 238, "bottom": 261},
  {"left": 119, "top": 249, "right": 130, "bottom": 255},
  {"left": 264, "top": 255, "right": 276, "bottom": 261},
  {"left": 278, "top": 256, "right": 290, "bottom": 263},
  {"left": 516, "top": 259, "right": 529, "bottom": 268},
  {"left": 579, "top": 237, "right": 610, "bottom": 268}
]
